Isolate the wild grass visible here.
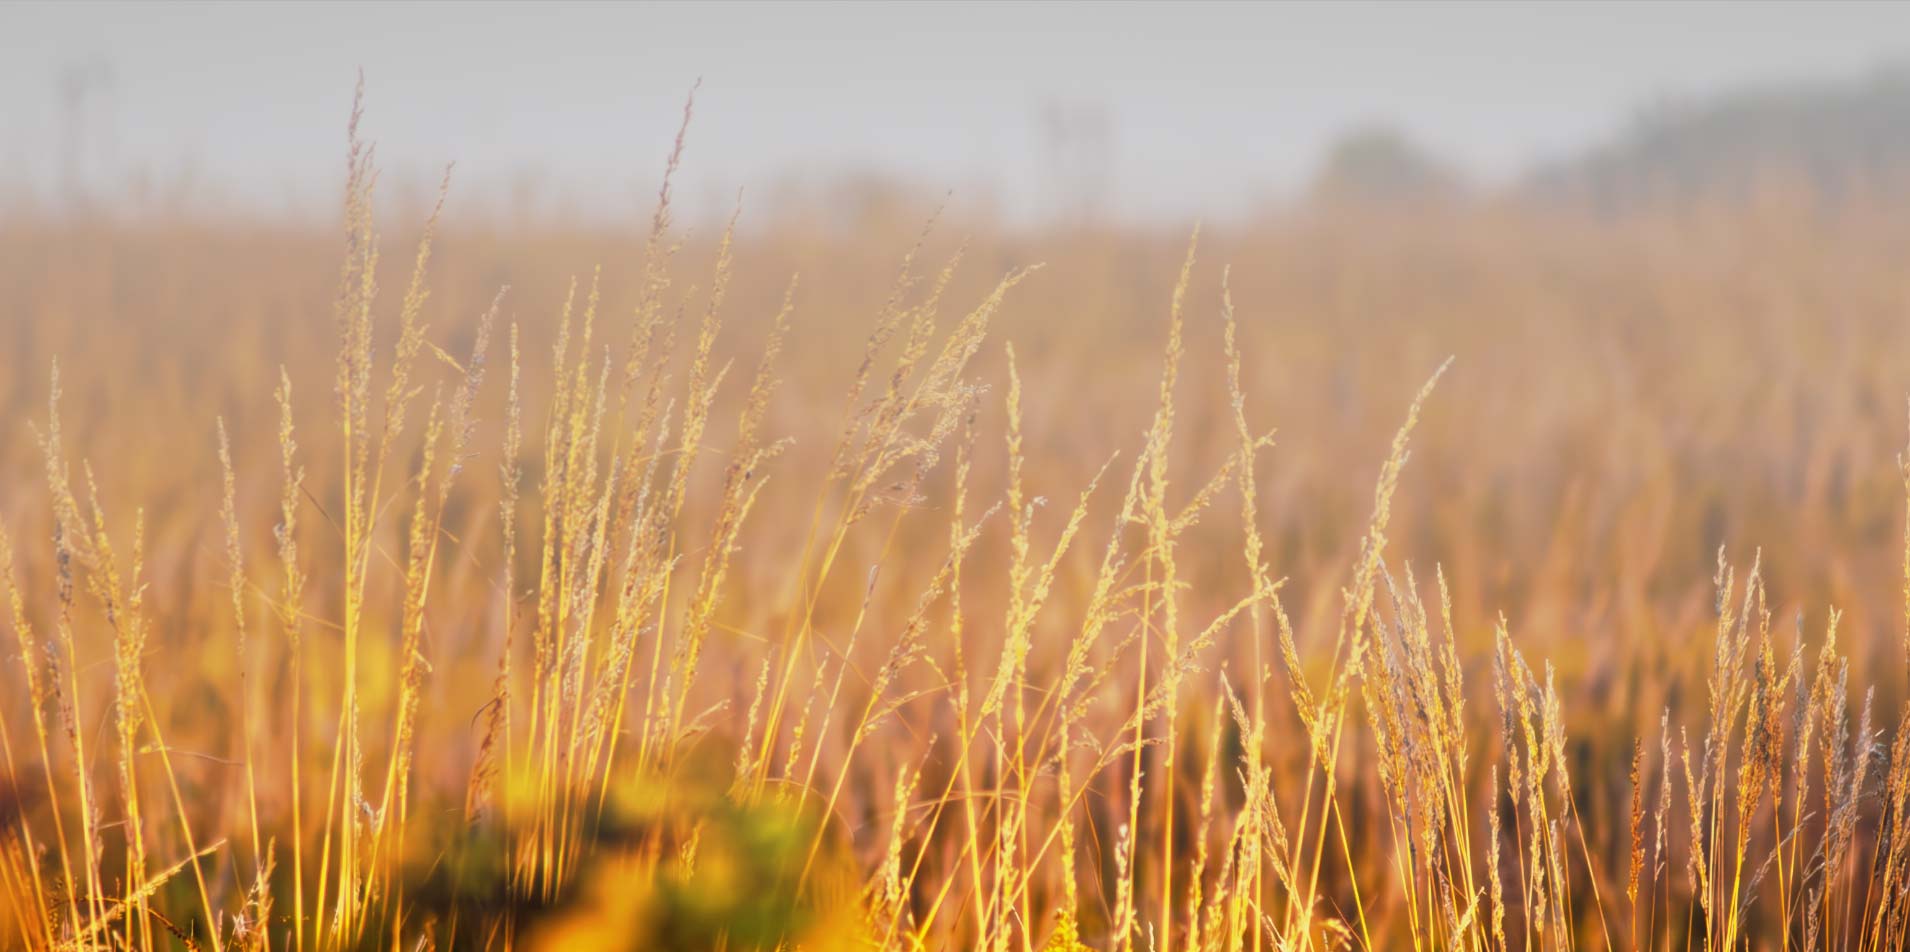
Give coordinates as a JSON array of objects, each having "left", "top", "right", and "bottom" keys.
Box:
[{"left": 5, "top": 89, "right": 1910, "bottom": 951}]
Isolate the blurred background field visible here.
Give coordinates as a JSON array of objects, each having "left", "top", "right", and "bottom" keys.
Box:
[{"left": 13, "top": 83, "right": 1910, "bottom": 716}]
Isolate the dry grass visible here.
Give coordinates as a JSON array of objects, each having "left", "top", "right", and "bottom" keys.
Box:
[{"left": 5, "top": 89, "right": 1910, "bottom": 951}]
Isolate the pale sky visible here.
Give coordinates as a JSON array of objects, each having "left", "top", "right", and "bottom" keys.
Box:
[{"left": 5, "top": 1, "right": 1910, "bottom": 223}]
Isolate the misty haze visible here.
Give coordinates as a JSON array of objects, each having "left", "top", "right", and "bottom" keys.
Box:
[{"left": 3, "top": 3, "right": 1910, "bottom": 951}]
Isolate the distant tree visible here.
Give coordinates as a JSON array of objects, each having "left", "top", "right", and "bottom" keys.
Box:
[
  {"left": 1310, "top": 125, "right": 1462, "bottom": 207},
  {"left": 1530, "top": 63, "right": 1910, "bottom": 210}
]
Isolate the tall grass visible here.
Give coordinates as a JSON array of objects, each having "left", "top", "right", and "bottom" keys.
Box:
[{"left": 5, "top": 89, "right": 1910, "bottom": 951}]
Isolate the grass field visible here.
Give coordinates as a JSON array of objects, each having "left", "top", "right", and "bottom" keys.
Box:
[{"left": 6, "top": 90, "right": 1910, "bottom": 951}]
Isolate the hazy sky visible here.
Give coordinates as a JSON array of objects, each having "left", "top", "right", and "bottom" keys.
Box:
[{"left": 5, "top": 1, "right": 1910, "bottom": 223}]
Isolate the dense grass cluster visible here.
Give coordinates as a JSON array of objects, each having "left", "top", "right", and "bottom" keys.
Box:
[{"left": 8, "top": 90, "right": 1910, "bottom": 951}]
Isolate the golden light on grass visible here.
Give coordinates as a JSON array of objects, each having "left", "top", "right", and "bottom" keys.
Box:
[{"left": 7, "top": 82, "right": 1910, "bottom": 952}]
